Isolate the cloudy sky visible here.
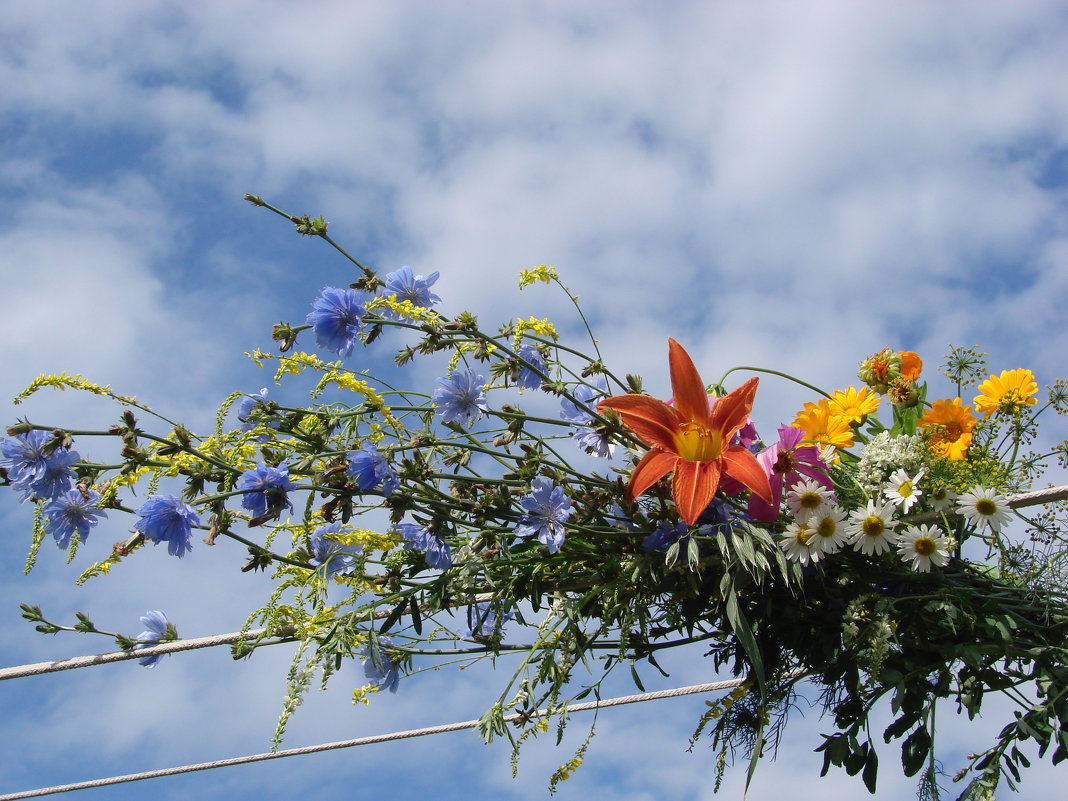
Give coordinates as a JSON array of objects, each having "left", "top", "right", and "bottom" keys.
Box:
[{"left": 2, "top": 2, "right": 1067, "bottom": 799}]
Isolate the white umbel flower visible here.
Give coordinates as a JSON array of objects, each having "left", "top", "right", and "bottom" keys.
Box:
[
  {"left": 846, "top": 499, "right": 900, "bottom": 555},
  {"left": 885, "top": 468, "right": 924, "bottom": 512},
  {"left": 898, "top": 524, "right": 954, "bottom": 572},
  {"left": 955, "top": 486, "right": 1013, "bottom": 533}
]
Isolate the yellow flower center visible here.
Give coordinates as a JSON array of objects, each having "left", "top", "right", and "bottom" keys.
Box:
[
  {"left": 674, "top": 423, "right": 723, "bottom": 462},
  {"left": 799, "top": 491, "right": 823, "bottom": 510},
  {"left": 817, "top": 517, "right": 837, "bottom": 539},
  {"left": 862, "top": 515, "right": 884, "bottom": 537},
  {"left": 898, "top": 481, "right": 914, "bottom": 498},
  {"left": 975, "top": 498, "right": 997, "bottom": 516},
  {"left": 794, "top": 526, "right": 813, "bottom": 546},
  {"left": 913, "top": 537, "right": 936, "bottom": 556}
]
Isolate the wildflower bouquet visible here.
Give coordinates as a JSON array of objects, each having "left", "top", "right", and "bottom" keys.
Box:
[{"left": 6, "top": 199, "right": 1068, "bottom": 798}]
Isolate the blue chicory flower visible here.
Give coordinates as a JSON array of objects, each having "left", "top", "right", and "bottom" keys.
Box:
[
  {"left": 361, "top": 635, "right": 400, "bottom": 693},
  {"left": 1, "top": 431, "right": 80, "bottom": 502},
  {"left": 237, "top": 462, "right": 296, "bottom": 521},
  {"left": 237, "top": 388, "right": 279, "bottom": 433},
  {"left": 43, "top": 488, "right": 107, "bottom": 549},
  {"left": 604, "top": 502, "right": 639, "bottom": 530},
  {"left": 396, "top": 522, "right": 452, "bottom": 570},
  {"left": 133, "top": 495, "right": 199, "bottom": 558},
  {"left": 432, "top": 370, "right": 488, "bottom": 427},
  {"left": 559, "top": 383, "right": 612, "bottom": 458},
  {"left": 515, "top": 476, "right": 573, "bottom": 554},
  {"left": 515, "top": 345, "right": 547, "bottom": 390},
  {"left": 643, "top": 520, "right": 690, "bottom": 554},
  {"left": 133, "top": 610, "right": 176, "bottom": 668},
  {"left": 381, "top": 266, "right": 441, "bottom": 312},
  {"left": 347, "top": 444, "right": 399, "bottom": 496},
  {"left": 308, "top": 522, "right": 363, "bottom": 578},
  {"left": 465, "top": 603, "right": 513, "bottom": 639},
  {"left": 306, "top": 286, "right": 367, "bottom": 357}
]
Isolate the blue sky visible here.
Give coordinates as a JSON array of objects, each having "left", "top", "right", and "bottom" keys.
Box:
[{"left": 2, "top": 2, "right": 1068, "bottom": 799}]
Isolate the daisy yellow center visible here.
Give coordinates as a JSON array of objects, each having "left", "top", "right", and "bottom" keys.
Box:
[
  {"left": 799, "top": 491, "right": 823, "bottom": 510},
  {"left": 862, "top": 516, "right": 885, "bottom": 537},
  {"left": 674, "top": 423, "right": 723, "bottom": 462},
  {"left": 975, "top": 498, "right": 997, "bottom": 516},
  {"left": 913, "top": 537, "right": 936, "bottom": 556},
  {"left": 816, "top": 517, "right": 837, "bottom": 538},
  {"left": 898, "top": 481, "right": 914, "bottom": 498},
  {"left": 794, "top": 526, "right": 813, "bottom": 546}
]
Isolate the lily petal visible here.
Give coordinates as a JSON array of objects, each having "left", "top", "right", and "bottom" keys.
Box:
[
  {"left": 710, "top": 377, "right": 760, "bottom": 441},
  {"left": 667, "top": 339, "right": 713, "bottom": 425},
  {"left": 598, "top": 394, "right": 681, "bottom": 453},
  {"left": 721, "top": 445, "right": 773, "bottom": 504},
  {"left": 673, "top": 459, "right": 721, "bottom": 525},
  {"left": 626, "top": 449, "right": 678, "bottom": 502}
]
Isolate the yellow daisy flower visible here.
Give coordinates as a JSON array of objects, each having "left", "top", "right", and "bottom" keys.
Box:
[
  {"left": 974, "top": 368, "right": 1038, "bottom": 417},
  {"left": 829, "top": 386, "right": 881, "bottom": 425},
  {"left": 792, "top": 398, "right": 855, "bottom": 449},
  {"left": 917, "top": 397, "right": 976, "bottom": 460}
]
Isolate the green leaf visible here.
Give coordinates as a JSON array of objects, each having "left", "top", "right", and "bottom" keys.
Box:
[
  {"left": 629, "top": 664, "right": 646, "bottom": 692},
  {"left": 862, "top": 744, "right": 879, "bottom": 793},
  {"left": 901, "top": 726, "right": 931, "bottom": 777},
  {"left": 409, "top": 596, "right": 422, "bottom": 635},
  {"left": 379, "top": 600, "right": 407, "bottom": 633}
]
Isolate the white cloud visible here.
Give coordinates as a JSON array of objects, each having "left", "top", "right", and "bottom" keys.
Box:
[{"left": 1, "top": 2, "right": 1067, "bottom": 799}]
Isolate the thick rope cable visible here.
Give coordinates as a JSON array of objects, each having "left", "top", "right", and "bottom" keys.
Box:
[
  {"left": 4, "top": 486, "right": 1066, "bottom": 682},
  {"left": 0, "top": 675, "right": 790, "bottom": 800}
]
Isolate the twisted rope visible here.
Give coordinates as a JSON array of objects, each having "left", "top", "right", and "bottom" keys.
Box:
[{"left": 0, "top": 676, "right": 783, "bottom": 800}]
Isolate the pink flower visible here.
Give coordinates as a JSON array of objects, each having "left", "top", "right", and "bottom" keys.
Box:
[{"left": 748, "top": 425, "right": 833, "bottom": 521}]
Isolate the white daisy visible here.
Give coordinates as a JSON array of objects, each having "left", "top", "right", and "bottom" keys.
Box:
[
  {"left": 955, "top": 486, "right": 1013, "bottom": 533},
  {"left": 885, "top": 468, "right": 924, "bottom": 512},
  {"left": 927, "top": 484, "right": 957, "bottom": 514},
  {"left": 846, "top": 499, "right": 900, "bottom": 555},
  {"left": 779, "top": 521, "right": 822, "bottom": 566},
  {"left": 810, "top": 505, "right": 849, "bottom": 555},
  {"left": 786, "top": 478, "right": 835, "bottom": 523},
  {"left": 898, "top": 524, "right": 954, "bottom": 572}
]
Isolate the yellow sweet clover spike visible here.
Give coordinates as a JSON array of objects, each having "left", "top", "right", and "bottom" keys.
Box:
[
  {"left": 274, "top": 352, "right": 329, "bottom": 382},
  {"left": 518, "top": 264, "right": 558, "bottom": 289},
  {"left": 75, "top": 539, "right": 145, "bottom": 585},
  {"left": 366, "top": 294, "right": 442, "bottom": 323},
  {"left": 351, "top": 685, "right": 376, "bottom": 706},
  {"left": 513, "top": 316, "right": 559, "bottom": 350},
  {"left": 13, "top": 372, "right": 138, "bottom": 406},
  {"left": 245, "top": 350, "right": 269, "bottom": 368},
  {"left": 550, "top": 756, "right": 584, "bottom": 785},
  {"left": 447, "top": 341, "right": 496, "bottom": 372}
]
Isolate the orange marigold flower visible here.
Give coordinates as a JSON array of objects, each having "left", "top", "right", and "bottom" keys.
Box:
[
  {"left": 974, "top": 368, "right": 1039, "bottom": 417},
  {"left": 829, "top": 386, "right": 880, "bottom": 424},
  {"left": 898, "top": 351, "right": 923, "bottom": 382},
  {"left": 792, "top": 398, "right": 855, "bottom": 450},
  {"left": 917, "top": 397, "right": 976, "bottom": 460}
]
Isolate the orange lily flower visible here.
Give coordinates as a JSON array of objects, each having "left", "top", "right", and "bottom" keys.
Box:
[{"left": 598, "top": 339, "right": 773, "bottom": 525}]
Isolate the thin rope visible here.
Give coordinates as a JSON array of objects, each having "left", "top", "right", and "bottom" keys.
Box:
[
  {"left": 0, "top": 628, "right": 290, "bottom": 681},
  {"left": 0, "top": 676, "right": 787, "bottom": 800},
  {"left": 4, "top": 485, "right": 1066, "bottom": 682}
]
